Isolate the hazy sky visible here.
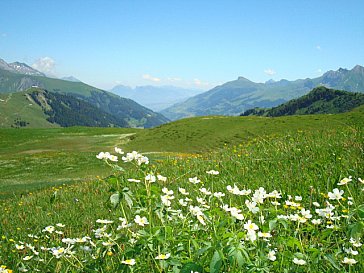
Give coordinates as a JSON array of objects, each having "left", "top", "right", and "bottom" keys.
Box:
[{"left": 0, "top": 0, "right": 363, "bottom": 90}]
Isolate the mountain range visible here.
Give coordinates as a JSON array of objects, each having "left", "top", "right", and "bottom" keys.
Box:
[
  {"left": 161, "top": 65, "right": 364, "bottom": 120},
  {"left": 0, "top": 58, "right": 168, "bottom": 128},
  {"left": 110, "top": 85, "right": 204, "bottom": 111}
]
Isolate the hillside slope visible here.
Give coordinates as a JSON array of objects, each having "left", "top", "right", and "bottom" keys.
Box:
[
  {"left": 0, "top": 61, "right": 169, "bottom": 128},
  {"left": 124, "top": 104, "right": 364, "bottom": 153},
  {"left": 0, "top": 88, "right": 129, "bottom": 128},
  {"left": 241, "top": 86, "right": 364, "bottom": 116},
  {"left": 161, "top": 65, "right": 364, "bottom": 120}
]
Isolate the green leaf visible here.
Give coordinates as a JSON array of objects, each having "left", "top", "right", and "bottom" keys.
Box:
[
  {"left": 180, "top": 262, "right": 203, "bottom": 273},
  {"left": 109, "top": 192, "right": 120, "bottom": 208},
  {"left": 234, "top": 249, "right": 245, "bottom": 268},
  {"left": 197, "top": 246, "right": 211, "bottom": 256},
  {"left": 50, "top": 191, "right": 57, "bottom": 204},
  {"left": 269, "top": 219, "right": 277, "bottom": 230},
  {"left": 122, "top": 190, "right": 133, "bottom": 208},
  {"left": 277, "top": 218, "right": 288, "bottom": 229},
  {"left": 349, "top": 221, "right": 364, "bottom": 239},
  {"left": 210, "top": 250, "right": 222, "bottom": 273},
  {"left": 286, "top": 237, "right": 302, "bottom": 251},
  {"left": 356, "top": 205, "right": 364, "bottom": 219},
  {"left": 106, "top": 175, "right": 118, "bottom": 186},
  {"left": 111, "top": 164, "right": 124, "bottom": 172},
  {"left": 323, "top": 254, "right": 340, "bottom": 270}
]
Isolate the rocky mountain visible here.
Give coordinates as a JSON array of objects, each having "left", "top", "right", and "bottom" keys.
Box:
[
  {"left": 161, "top": 65, "right": 364, "bottom": 120},
  {"left": 0, "top": 58, "right": 45, "bottom": 76},
  {"left": 110, "top": 85, "right": 204, "bottom": 111},
  {"left": 241, "top": 86, "right": 364, "bottom": 116},
  {"left": 0, "top": 58, "right": 169, "bottom": 128}
]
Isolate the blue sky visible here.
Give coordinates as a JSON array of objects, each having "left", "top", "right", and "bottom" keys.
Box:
[{"left": 0, "top": 0, "right": 363, "bottom": 90}]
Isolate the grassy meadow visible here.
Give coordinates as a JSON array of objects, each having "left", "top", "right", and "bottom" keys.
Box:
[{"left": 0, "top": 108, "right": 363, "bottom": 272}]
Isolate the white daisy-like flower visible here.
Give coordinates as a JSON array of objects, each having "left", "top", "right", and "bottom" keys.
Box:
[
  {"left": 108, "top": 155, "right": 118, "bottom": 162},
  {"left": 244, "top": 220, "right": 259, "bottom": 233},
  {"left": 311, "top": 219, "right": 322, "bottom": 225},
  {"left": 189, "top": 177, "right": 201, "bottom": 184},
  {"left": 157, "top": 174, "right": 167, "bottom": 182},
  {"left": 349, "top": 237, "right": 362, "bottom": 247},
  {"left": 338, "top": 176, "right": 352, "bottom": 186},
  {"left": 23, "top": 256, "right": 33, "bottom": 261},
  {"left": 267, "top": 250, "right": 276, "bottom": 261},
  {"left": 293, "top": 258, "right": 306, "bottom": 265},
  {"left": 178, "top": 187, "right": 189, "bottom": 195},
  {"left": 199, "top": 187, "right": 212, "bottom": 195},
  {"left": 344, "top": 247, "right": 358, "bottom": 255},
  {"left": 258, "top": 232, "right": 272, "bottom": 238},
  {"left": 122, "top": 259, "right": 136, "bottom": 265},
  {"left": 114, "top": 147, "right": 124, "bottom": 154},
  {"left": 134, "top": 215, "right": 149, "bottom": 226},
  {"left": 127, "top": 178, "right": 141, "bottom": 183},
  {"left": 342, "top": 257, "right": 357, "bottom": 265},
  {"left": 295, "top": 196, "right": 302, "bottom": 201},
  {"left": 155, "top": 253, "right": 171, "bottom": 260},
  {"left": 213, "top": 192, "right": 225, "bottom": 198},
  {"left": 62, "top": 238, "right": 76, "bottom": 245},
  {"left": 162, "top": 187, "right": 173, "bottom": 195},
  {"left": 96, "top": 219, "right": 113, "bottom": 224},
  {"left": 145, "top": 174, "right": 156, "bottom": 183},
  {"left": 42, "top": 226, "right": 55, "bottom": 233},
  {"left": 206, "top": 170, "right": 219, "bottom": 175},
  {"left": 15, "top": 244, "right": 25, "bottom": 250},
  {"left": 328, "top": 188, "right": 344, "bottom": 200}
]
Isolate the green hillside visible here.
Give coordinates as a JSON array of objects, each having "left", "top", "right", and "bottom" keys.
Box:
[
  {"left": 241, "top": 86, "right": 364, "bottom": 117},
  {"left": 0, "top": 67, "right": 169, "bottom": 128},
  {"left": 0, "top": 88, "right": 130, "bottom": 128},
  {"left": 125, "top": 104, "right": 364, "bottom": 153},
  {"left": 161, "top": 65, "right": 364, "bottom": 120},
  {"left": 0, "top": 90, "right": 59, "bottom": 128}
]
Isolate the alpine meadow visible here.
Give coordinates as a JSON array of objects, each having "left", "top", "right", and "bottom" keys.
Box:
[{"left": 1, "top": 1, "right": 364, "bottom": 273}]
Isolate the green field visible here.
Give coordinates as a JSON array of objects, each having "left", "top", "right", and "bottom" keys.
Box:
[
  {"left": 0, "top": 108, "right": 363, "bottom": 272},
  {"left": 0, "top": 127, "right": 138, "bottom": 198}
]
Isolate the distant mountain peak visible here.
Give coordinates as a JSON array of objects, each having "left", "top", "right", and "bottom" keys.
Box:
[
  {"left": 338, "top": 67, "right": 348, "bottom": 73},
  {"left": 9, "top": 62, "right": 45, "bottom": 76},
  {"left": 237, "top": 76, "right": 251, "bottom": 82},
  {"left": 61, "top": 76, "right": 81, "bottom": 82},
  {"left": 352, "top": 64, "right": 364, "bottom": 74},
  {"left": 265, "top": 79, "right": 276, "bottom": 84},
  {"left": 0, "top": 58, "right": 45, "bottom": 76}
]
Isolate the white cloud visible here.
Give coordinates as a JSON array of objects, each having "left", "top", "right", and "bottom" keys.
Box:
[
  {"left": 264, "top": 68, "right": 276, "bottom": 76},
  {"left": 317, "top": 68, "right": 322, "bottom": 74},
  {"left": 32, "top": 57, "right": 56, "bottom": 75},
  {"left": 316, "top": 45, "right": 321, "bottom": 50},
  {"left": 142, "top": 74, "right": 161, "bottom": 83},
  {"left": 193, "top": 78, "right": 210, "bottom": 87},
  {"left": 167, "top": 77, "right": 182, "bottom": 82}
]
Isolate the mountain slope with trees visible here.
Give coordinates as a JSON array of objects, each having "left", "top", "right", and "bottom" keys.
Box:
[
  {"left": 241, "top": 86, "right": 364, "bottom": 116},
  {"left": 0, "top": 88, "right": 131, "bottom": 128}
]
